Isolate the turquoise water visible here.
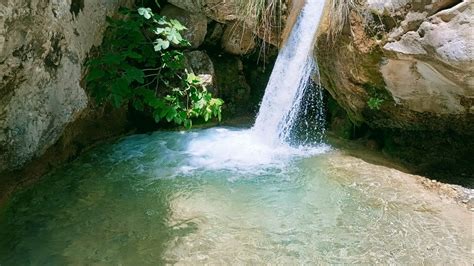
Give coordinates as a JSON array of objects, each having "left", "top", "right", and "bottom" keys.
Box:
[{"left": 0, "top": 128, "right": 471, "bottom": 264}]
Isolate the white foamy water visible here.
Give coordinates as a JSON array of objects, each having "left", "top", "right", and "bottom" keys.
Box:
[
  {"left": 252, "top": 0, "right": 327, "bottom": 145},
  {"left": 183, "top": 0, "right": 329, "bottom": 169},
  {"left": 186, "top": 127, "right": 330, "bottom": 171}
]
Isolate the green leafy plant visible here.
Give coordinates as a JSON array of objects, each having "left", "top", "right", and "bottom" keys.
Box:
[
  {"left": 367, "top": 97, "right": 384, "bottom": 110},
  {"left": 86, "top": 6, "right": 223, "bottom": 128}
]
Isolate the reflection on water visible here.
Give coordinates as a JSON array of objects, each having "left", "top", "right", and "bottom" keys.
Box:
[{"left": 0, "top": 128, "right": 471, "bottom": 264}]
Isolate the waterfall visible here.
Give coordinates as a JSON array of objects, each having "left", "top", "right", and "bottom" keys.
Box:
[
  {"left": 252, "top": 0, "right": 327, "bottom": 146},
  {"left": 184, "top": 0, "right": 330, "bottom": 170}
]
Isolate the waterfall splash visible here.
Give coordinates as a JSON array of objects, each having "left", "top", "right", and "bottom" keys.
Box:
[
  {"left": 253, "top": 0, "right": 327, "bottom": 146},
  {"left": 185, "top": 0, "right": 329, "bottom": 170}
]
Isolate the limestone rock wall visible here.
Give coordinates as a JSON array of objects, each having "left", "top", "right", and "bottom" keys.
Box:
[
  {"left": 317, "top": 0, "right": 474, "bottom": 134},
  {"left": 0, "top": 0, "right": 132, "bottom": 172}
]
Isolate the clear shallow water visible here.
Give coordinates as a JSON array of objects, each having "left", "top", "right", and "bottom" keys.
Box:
[{"left": 0, "top": 127, "right": 471, "bottom": 265}]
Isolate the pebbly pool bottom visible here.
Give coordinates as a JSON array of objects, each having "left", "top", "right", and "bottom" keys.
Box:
[{"left": 0, "top": 127, "right": 471, "bottom": 264}]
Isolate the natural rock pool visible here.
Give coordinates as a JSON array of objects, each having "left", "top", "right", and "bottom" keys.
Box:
[{"left": 0, "top": 127, "right": 471, "bottom": 264}]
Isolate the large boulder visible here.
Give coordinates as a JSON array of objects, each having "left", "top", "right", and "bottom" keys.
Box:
[
  {"left": 0, "top": 0, "right": 132, "bottom": 172},
  {"left": 160, "top": 4, "right": 208, "bottom": 48},
  {"left": 382, "top": 1, "right": 473, "bottom": 115},
  {"left": 221, "top": 22, "right": 256, "bottom": 55},
  {"left": 167, "top": 0, "right": 238, "bottom": 23},
  {"left": 317, "top": 0, "right": 474, "bottom": 134}
]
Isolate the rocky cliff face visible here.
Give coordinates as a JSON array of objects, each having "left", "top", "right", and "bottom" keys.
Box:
[
  {"left": 317, "top": 0, "right": 473, "bottom": 183},
  {"left": 317, "top": 0, "right": 473, "bottom": 133},
  {"left": 0, "top": 0, "right": 132, "bottom": 172}
]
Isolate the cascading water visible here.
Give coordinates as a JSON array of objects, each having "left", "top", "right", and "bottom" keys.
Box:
[
  {"left": 253, "top": 0, "right": 327, "bottom": 146},
  {"left": 185, "top": 0, "right": 330, "bottom": 169}
]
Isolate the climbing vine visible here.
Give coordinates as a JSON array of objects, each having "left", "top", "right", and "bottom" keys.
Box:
[{"left": 86, "top": 6, "right": 223, "bottom": 128}]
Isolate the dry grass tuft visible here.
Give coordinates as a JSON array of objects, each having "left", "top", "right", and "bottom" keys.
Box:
[
  {"left": 327, "top": 0, "right": 362, "bottom": 42},
  {"left": 232, "top": 0, "right": 286, "bottom": 63},
  {"left": 236, "top": 0, "right": 285, "bottom": 46}
]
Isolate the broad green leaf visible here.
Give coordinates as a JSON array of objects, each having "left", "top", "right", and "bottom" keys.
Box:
[
  {"left": 170, "top": 19, "right": 187, "bottom": 31},
  {"left": 154, "top": 27, "right": 167, "bottom": 35},
  {"left": 173, "top": 116, "right": 182, "bottom": 124},
  {"left": 210, "top": 98, "right": 224, "bottom": 106},
  {"left": 179, "top": 111, "right": 187, "bottom": 120},
  {"left": 159, "top": 108, "right": 169, "bottom": 120},
  {"left": 157, "top": 17, "right": 171, "bottom": 26},
  {"left": 86, "top": 68, "right": 105, "bottom": 82},
  {"left": 167, "top": 28, "right": 183, "bottom": 44},
  {"left": 125, "top": 66, "right": 145, "bottom": 83},
  {"left": 186, "top": 72, "right": 202, "bottom": 85},
  {"left": 138, "top": 7, "right": 153, "bottom": 19},
  {"left": 166, "top": 108, "right": 177, "bottom": 122},
  {"left": 154, "top": 38, "right": 170, "bottom": 51},
  {"left": 153, "top": 110, "right": 162, "bottom": 122},
  {"left": 111, "top": 78, "right": 132, "bottom": 97},
  {"left": 103, "top": 53, "right": 122, "bottom": 64},
  {"left": 162, "top": 51, "right": 185, "bottom": 70},
  {"left": 123, "top": 51, "right": 143, "bottom": 59},
  {"left": 111, "top": 94, "right": 123, "bottom": 108}
]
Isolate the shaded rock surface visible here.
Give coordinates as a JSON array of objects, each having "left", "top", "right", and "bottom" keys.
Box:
[
  {"left": 0, "top": 0, "right": 133, "bottom": 173},
  {"left": 211, "top": 54, "right": 252, "bottom": 114}
]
